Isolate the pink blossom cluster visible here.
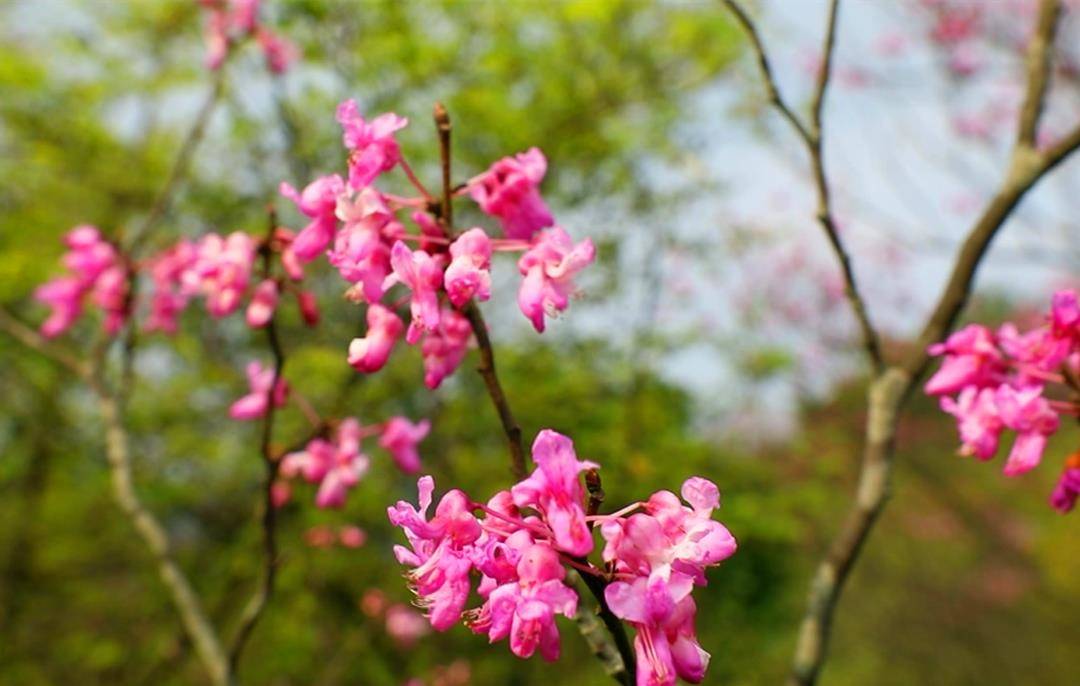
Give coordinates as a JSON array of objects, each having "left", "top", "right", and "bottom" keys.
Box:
[
  {"left": 926, "top": 289, "right": 1080, "bottom": 513},
  {"left": 280, "top": 99, "right": 595, "bottom": 388},
  {"left": 387, "top": 429, "right": 736, "bottom": 683},
  {"left": 143, "top": 228, "right": 318, "bottom": 334},
  {"left": 198, "top": 0, "right": 297, "bottom": 74},
  {"left": 278, "top": 415, "right": 430, "bottom": 508},
  {"left": 34, "top": 225, "right": 129, "bottom": 338}
]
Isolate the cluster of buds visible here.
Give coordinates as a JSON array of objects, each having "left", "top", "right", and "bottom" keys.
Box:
[
  {"left": 34, "top": 225, "right": 129, "bottom": 338},
  {"left": 926, "top": 289, "right": 1080, "bottom": 513},
  {"left": 281, "top": 99, "right": 595, "bottom": 389},
  {"left": 277, "top": 416, "right": 430, "bottom": 509},
  {"left": 198, "top": 0, "right": 297, "bottom": 74},
  {"left": 388, "top": 430, "right": 736, "bottom": 684}
]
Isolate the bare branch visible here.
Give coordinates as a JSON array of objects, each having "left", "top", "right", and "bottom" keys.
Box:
[
  {"left": 1016, "top": 0, "right": 1062, "bottom": 149},
  {"left": 723, "top": 0, "right": 884, "bottom": 372},
  {"left": 786, "top": 2, "right": 1075, "bottom": 684},
  {"left": 98, "top": 386, "right": 232, "bottom": 686},
  {"left": 126, "top": 67, "right": 227, "bottom": 256},
  {"left": 228, "top": 211, "right": 286, "bottom": 673},
  {"left": 0, "top": 306, "right": 90, "bottom": 379}
]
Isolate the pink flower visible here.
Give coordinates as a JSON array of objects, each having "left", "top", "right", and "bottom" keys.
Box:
[
  {"left": 511, "top": 430, "right": 598, "bottom": 556},
  {"left": 35, "top": 277, "right": 85, "bottom": 338},
  {"left": 329, "top": 188, "right": 396, "bottom": 302},
  {"left": 296, "top": 289, "right": 320, "bottom": 326},
  {"left": 91, "top": 265, "right": 130, "bottom": 335},
  {"left": 994, "top": 385, "right": 1059, "bottom": 476},
  {"left": 335, "top": 99, "right": 408, "bottom": 189},
  {"left": 280, "top": 418, "right": 371, "bottom": 508},
  {"left": 388, "top": 476, "right": 481, "bottom": 630},
  {"left": 421, "top": 307, "right": 472, "bottom": 389},
  {"left": 385, "top": 604, "right": 431, "bottom": 647},
  {"left": 379, "top": 416, "right": 431, "bottom": 474},
  {"left": 469, "top": 148, "right": 554, "bottom": 240},
  {"left": 998, "top": 324, "right": 1071, "bottom": 377},
  {"left": 1050, "top": 289, "right": 1080, "bottom": 341},
  {"left": 256, "top": 28, "right": 297, "bottom": 74},
  {"left": 228, "top": 0, "right": 259, "bottom": 34},
  {"left": 339, "top": 525, "right": 367, "bottom": 548},
  {"left": 203, "top": 8, "right": 229, "bottom": 70},
  {"left": 62, "top": 225, "right": 117, "bottom": 283},
  {"left": 182, "top": 232, "right": 256, "bottom": 317},
  {"left": 145, "top": 241, "right": 196, "bottom": 334},
  {"left": 517, "top": 227, "right": 595, "bottom": 333},
  {"left": 228, "top": 360, "right": 288, "bottom": 420},
  {"left": 384, "top": 241, "right": 444, "bottom": 344},
  {"left": 468, "top": 542, "right": 577, "bottom": 661},
  {"left": 279, "top": 175, "right": 345, "bottom": 262},
  {"left": 940, "top": 387, "right": 1004, "bottom": 460},
  {"left": 925, "top": 324, "right": 1006, "bottom": 395},
  {"left": 1050, "top": 465, "right": 1080, "bottom": 514},
  {"left": 444, "top": 228, "right": 492, "bottom": 307},
  {"left": 245, "top": 279, "right": 279, "bottom": 328},
  {"left": 348, "top": 304, "right": 404, "bottom": 373}
]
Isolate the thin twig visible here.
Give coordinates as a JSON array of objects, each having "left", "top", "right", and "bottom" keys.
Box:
[
  {"left": 0, "top": 307, "right": 89, "bottom": 379},
  {"left": 432, "top": 104, "right": 634, "bottom": 683},
  {"left": 228, "top": 211, "right": 286, "bottom": 673},
  {"left": 126, "top": 67, "right": 227, "bottom": 256},
  {"left": 723, "top": 0, "right": 884, "bottom": 373}
]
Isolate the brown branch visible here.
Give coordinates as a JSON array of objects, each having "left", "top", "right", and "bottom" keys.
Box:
[
  {"left": 784, "top": 2, "right": 1071, "bottom": 684},
  {"left": 126, "top": 67, "right": 227, "bottom": 256},
  {"left": 723, "top": 0, "right": 883, "bottom": 372},
  {"left": 0, "top": 306, "right": 90, "bottom": 379},
  {"left": 433, "top": 104, "right": 633, "bottom": 683},
  {"left": 228, "top": 211, "right": 286, "bottom": 673},
  {"left": 1016, "top": 0, "right": 1061, "bottom": 149}
]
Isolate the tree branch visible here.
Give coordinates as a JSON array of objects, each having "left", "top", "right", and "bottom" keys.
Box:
[
  {"left": 126, "top": 67, "right": 228, "bottom": 256},
  {"left": 723, "top": 0, "right": 883, "bottom": 372},
  {"left": 0, "top": 306, "right": 90, "bottom": 379},
  {"left": 432, "top": 104, "right": 634, "bottom": 684},
  {"left": 228, "top": 212, "right": 286, "bottom": 673},
  {"left": 783, "top": 2, "right": 1072, "bottom": 684}
]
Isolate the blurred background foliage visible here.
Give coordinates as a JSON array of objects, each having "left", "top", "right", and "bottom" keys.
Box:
[{"left": 0, "top": 1, "right": 1077, "bottom": 685}]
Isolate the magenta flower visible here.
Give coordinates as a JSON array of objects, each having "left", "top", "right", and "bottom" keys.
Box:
[
  {"left": 925, "top": 324, "right": 1007, "bottom": 396},
  {"left": 228, "top": 360, "right": 288, "bottom": 420},
  {"left": 444, "top": 228, "right": 493, "bottom": 307},
  {"left": 379, "top": 416, "right": 431, "bottom": 474},
  {"left": 245, "top": 278, "right": 279, "bottom": 328},
  {"left": 35, "top": 225, "right": 127, "bottom": 338},
  {"left": 1050, "top": 465, "right": 1080, "bottom": 514},
  {"left": 385, "top": 604, "right": 431, "bottom": 648},
  {"left": 998, "top": 323, "right": 1072, "bottom": 378},
  {"left": 182, "top": 232, "right": 256, "bottom": 317},
  {"left": 295, "top": 289, "right": 320, "bottom": 327},
  {"left": 1050, "top": 289, "right": 1080, "bottom": 341},
  {"left": 939, "top": 386, "right": 1004, "bottom": 460},
  {"left": 517, "top": 227, "right": 595, "bottom": 333},
  {"left": 384, "top": 241, "right": 444, "bottom": 344},
  {"left": 468, "top": 148, "right": 554, "bottom": 240},
  {"left": 228, "top": 0, "right": 259, "bottom": 34},
  {"left": 421, "top": 307, "right": 472, "bottom": 389},
  {"left": 280, "top": 418, "right": 371, "bottom": 508},
  {"left": 469, "top": 542, "right": 577, "bottom": 661},
  {"left": 388, "top": 476, "right": 481, "bottom": 630},
  {"left": 511, "top": 430, "right": 598, "bottom": 556},
  {"left": 994, "top": 385, "right": 1059, "bottom": 476},
  {"left": 279, "top": 174, "right": 345, "bottom": 262},
  {"left": 335, "top": 99, "right": 408, "bottom": 189},
  {"left": 256, "top": 27, "right": 297, "bottom": 74},
  {"left": 145, "top": 240, "right": 196, "bottom": 334},
  {"left": 35, "top": 277, "right": 85, "bottom": 338},
  {"left": 328, "top": 188, "right": 396, "bottom": 303},
  {"left": 347, "top": 304, "right": 404, "bottom": 373}
]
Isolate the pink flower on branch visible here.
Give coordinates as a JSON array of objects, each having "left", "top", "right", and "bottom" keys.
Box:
[
  {"left": 229, "top": 360, "right": 288, "bottom": 420},
  {"left": 444, "top": 228, "right": 492, "bottom": 307},
  {"left": 379, "top": 416, "right": 431, "bottom": 474},
  {"left": 348, "top": 304, "right": 404, "bottom": 373},
  {"left": 468, "top": 148, "right": 554, "bottom": 240},
  {"left": 336, "top": 99, "right": 408, "bottom": 190},
  {"left": 279, "top": 175, "right": 345, "bottom": 262},
  {"left": 517, "top": 227, "right": 595, "bottom": 333},
  {"left": 280, "top": 418, "right": 371, "bottom": 508},
  {"left": 384, "top": 241, "right": 444, "bottom": 344}
]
